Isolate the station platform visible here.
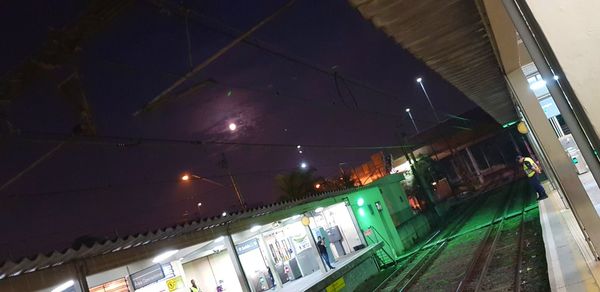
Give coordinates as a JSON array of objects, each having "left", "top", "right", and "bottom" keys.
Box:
[
  {"left": 273, "top": 243, "right": 382, "bottom": 291},
  {"left": 540, "top": 174, "right": 600, "bottom": 291}
]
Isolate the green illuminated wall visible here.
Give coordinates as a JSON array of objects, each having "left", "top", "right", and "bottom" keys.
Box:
[{"left": 346, "top": 186, "right": 405, "bottom": 257}]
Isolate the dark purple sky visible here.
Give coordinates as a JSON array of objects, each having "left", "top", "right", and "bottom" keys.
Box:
[{"left": 0, "top": 0, "right": 474, "bottom": 260}]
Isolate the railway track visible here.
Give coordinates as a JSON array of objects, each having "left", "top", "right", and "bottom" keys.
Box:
[
  {"left": 375, "top": 179, "right": 536, "bottom": 292},
  {"left": 455, "top": 182, "right": 532, "bottom": 292}
]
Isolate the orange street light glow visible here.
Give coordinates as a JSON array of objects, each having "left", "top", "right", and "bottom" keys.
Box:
[{"left": 181, "top": 174, "right": 190, "bottom": 181}]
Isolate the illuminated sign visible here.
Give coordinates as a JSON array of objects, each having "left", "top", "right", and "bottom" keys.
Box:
[{"left": 235, "top": 239, "right": 260, "bottom": 255}]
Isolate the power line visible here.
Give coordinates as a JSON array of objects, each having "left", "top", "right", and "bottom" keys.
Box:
[
  {"left": 91, "top": 55, "right": 442, "bottom": 126},
  {"left": 146, "top": 0, "right": 446, "bottom": 117},
  {"left": 134, "top": 0, "right": 298, "bottom": 116},
  {"left": 3, "top": 161, "right": 364, "bottom": 199},
  {"left": 14, "top": 130, "right": 419, "bottom": 150}
]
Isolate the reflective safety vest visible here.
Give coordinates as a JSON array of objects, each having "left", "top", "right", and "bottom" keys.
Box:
[{"left": 522, "top": 157, "right": 538, "bottom": 178}]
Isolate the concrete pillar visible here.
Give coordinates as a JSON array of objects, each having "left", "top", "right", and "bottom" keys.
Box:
[
  {"left": 466, "top": 147, "right": 484, "bottom": 184},
  {"left": 224, "top": 234, "right": 252, "bottom": 292},
  {"left": 257, "top": 234, "right": 283, "bottom": 289},
  {"left": 507, "top": 69, "right": 600, "bottom": 257}
]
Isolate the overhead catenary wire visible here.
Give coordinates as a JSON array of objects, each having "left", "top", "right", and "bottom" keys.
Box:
[
  {"left": 133, "top": 0, "right": 298, "bottom": 116},
  {"left": 15, "top": 130, "right": 419, "bottom": 150},
  {"left": 92, "top": 55, "right": 443, "bottom": 126},
  {"left": 144, "top": 0, "right": 447, "bottom": 117},
  {"left": 4, "top": 160, "right": 365, "bottom": 199}
]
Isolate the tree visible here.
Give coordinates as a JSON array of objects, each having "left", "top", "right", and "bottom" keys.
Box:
[{"left": 276, "top": 168, "right": 317, "bottom": 200}]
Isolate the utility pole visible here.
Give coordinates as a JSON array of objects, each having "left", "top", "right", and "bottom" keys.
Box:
[{"left": 219, "top": 153, "right": 246, "bottom": 209}]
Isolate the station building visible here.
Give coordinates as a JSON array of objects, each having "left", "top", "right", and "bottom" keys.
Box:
[{"left": 0, "top": 174, "right": 445, "bottom": 292}]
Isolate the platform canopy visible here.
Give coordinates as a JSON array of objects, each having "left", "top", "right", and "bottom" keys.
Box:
[{"left": 348, "top": 0, "right": 517, "bottom": 124}]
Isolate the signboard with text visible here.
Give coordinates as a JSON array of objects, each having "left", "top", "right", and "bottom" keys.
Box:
[
  {"left": 130, "top": 264, "right": 165, "bottom": 290},
  {"left": 235, "top": 238, "right": 260, "bottom": 255}
]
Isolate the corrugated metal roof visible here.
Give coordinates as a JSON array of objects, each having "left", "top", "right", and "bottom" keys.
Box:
[
  {"left": 0, "top": 182, "right": 378, "bottom": 280},
  {"left": 348, "top": 0, "right": 517, "bottom": 124}
]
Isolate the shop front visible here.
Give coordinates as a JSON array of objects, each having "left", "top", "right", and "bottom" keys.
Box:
[
  {"left": 232, "top": 215, "right": 321, "bottom": 292},
  {"left": 308, "top": 202, "right": 365, "bottom": 262},
  {"left": 86, "top": 238, "right": 242, "bottom": 292},
  {"left": 230, "top": 201, "right": 365, "bottom": 291}
]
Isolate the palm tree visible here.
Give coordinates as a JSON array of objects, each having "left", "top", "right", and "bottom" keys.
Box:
[{"left": 276, "top": 168, "right": 317, "bottom": 200}]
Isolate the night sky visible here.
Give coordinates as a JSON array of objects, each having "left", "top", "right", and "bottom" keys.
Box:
[{"left": 0, "top": 0, "right": 474, "bottom": 260}]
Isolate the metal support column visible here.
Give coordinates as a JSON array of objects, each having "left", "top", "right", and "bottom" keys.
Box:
[
  {"left": 503, "top": 0, "right": 600, "bottom": 202},
  {"left": 74, "top": 260, "right": 90, "bottom": 292},
  {"left": 506, "top": 69, "right": 600, "bottom": 258},
  {"left": 224, "top": 234, "right": 252, "bottom": 292},
  {"left": 258, "top": 234, "right": 283, "bottom": 289},
  {"left": 466, "top": 147, "right": 484, "bottom": 184}
]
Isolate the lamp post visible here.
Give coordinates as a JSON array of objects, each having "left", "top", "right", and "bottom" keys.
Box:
[
  {"left": 181, "top": 173, "right": 224, "bottom": 187},
  {"left": 416, "top": 77, "right": 440, "bottom": 122},
  {"left": 405, "top": 108, "right": 419, "bottom": 134}
]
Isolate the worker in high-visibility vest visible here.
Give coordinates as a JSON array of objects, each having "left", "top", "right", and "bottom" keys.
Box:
[
  {"left": 190, "top": 279, "right": 200, "bottom": 292},
  {"left": 517, "top": 155, "right": 548, "bottom": 201}
]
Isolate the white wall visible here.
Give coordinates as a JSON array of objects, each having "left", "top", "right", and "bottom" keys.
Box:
[
  {"left": 526, "top": 0, "right": 600, "bottom": 137},
  {"left": 182, "top": 251, "right": 242, "bottom": 292}
]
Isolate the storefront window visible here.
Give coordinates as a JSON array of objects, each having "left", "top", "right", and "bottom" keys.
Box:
[
  {"left": 180, "top": 241, "right": 242, "bottom": 292},
  {"left": 309, "top": 203, "right": 363, "bottom": 259}
]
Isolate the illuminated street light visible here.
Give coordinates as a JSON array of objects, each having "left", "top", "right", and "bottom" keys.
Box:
[
  {"left": 222, "top": 211, "right": 228, "bottom": 217},
  {"left": 228, "top": 123, "right": 237, "bottom": 131},
  {"left": 405, "top": 108, "right": 419, "bottom": 133},
  {"left": 300, "top": 162, "right": 308, "bottom": 169},
  {"left": 415, "top": 77, "right": 440, "bottom": 122},
  {"left": 315, "top": 183, "right": 321, "bottom": 189},
  {"left": 180, "top": 173, "right": 224, "bottom": 186}
]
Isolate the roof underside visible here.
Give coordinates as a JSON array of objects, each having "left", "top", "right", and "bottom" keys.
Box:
[{"left": 349, "top": 0, "right": 517, "bottom": 124}]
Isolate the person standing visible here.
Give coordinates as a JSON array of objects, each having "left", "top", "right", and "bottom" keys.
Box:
[
  {"left": 517, "top": 155, "right": 548, "bottom": 201},
  {"left": 317, "top": 236, "right": 335, "bottom": 270},
  {"left": 190, "top": 279, "right": 199, "bottom": 292}
]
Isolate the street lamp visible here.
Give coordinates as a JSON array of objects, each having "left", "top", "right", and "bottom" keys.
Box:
[
  {"left": 300, "top": 162, "right": 308, "bottom": 169},
  {"left": 180, "top": 173, "right": 224, "bottom": 187},
  {"left": 416, "top": 77, "right": 440, "bottom": 122},
  {"left": 405, "top": 108, "right": 419, "bottom": 133}
]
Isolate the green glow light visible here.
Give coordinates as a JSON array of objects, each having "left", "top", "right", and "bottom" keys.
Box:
[
  {"left": 358, "top": 208, "right": 365, "bottom": 217},
  {"left": 357, "top": 197, "right": 365, "bottom": 207}
]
